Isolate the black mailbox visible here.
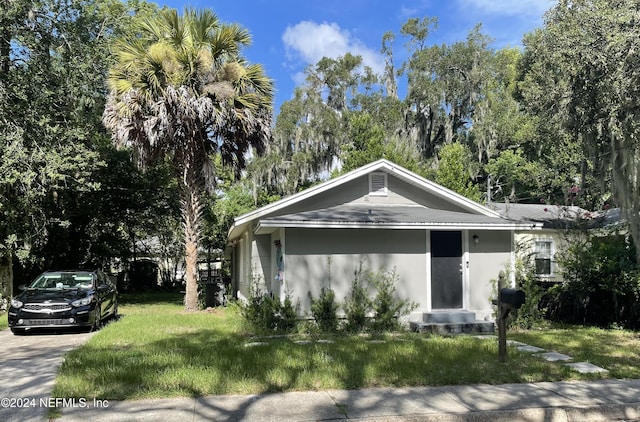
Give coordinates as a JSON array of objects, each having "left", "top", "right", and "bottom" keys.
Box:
[{"left": 499, "top": 288, "right": 526, "bottom": 309}]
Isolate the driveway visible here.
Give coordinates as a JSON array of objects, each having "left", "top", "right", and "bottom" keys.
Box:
[{"left": 0, "top": 329, "right": 95, "bottom": 422}]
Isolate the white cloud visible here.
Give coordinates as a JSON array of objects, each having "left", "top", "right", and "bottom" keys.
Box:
[
  {"left": 282, "top": 21, "right": 384, "bottom": 75},
  {"left": 458, "top": 0, "right": 556, "bottom": 17}
]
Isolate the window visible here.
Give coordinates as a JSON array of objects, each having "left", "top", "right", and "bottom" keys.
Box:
[
  {"left": 534, "top": 240, "right": 553, "bottom": 275},
  {"left": 369, "top": 172, "right": 388, "bottom": 196}
]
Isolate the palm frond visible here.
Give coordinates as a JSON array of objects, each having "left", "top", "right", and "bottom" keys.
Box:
[
  {"left": 209, "top": 24, "right": 251, "bottom": 58},
  {"left": 104, "top": 6, "right": 273, "bottom": 178},
  {"left": 184, "top": 8, "right": 220, "bottom": 46},
  {"left": 239, "top": 63, "right": 275, "bottom": 101}
]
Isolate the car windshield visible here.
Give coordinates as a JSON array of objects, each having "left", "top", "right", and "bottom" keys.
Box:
[{"left": 29, "top": 272, "right": 95, "bottom": 290}]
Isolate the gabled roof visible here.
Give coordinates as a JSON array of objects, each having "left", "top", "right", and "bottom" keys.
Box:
[
  {"left": 255, "top": 204, "right": 534, "bottom": 233},
  {"left": 228, "top": 159, "right": 538, "bottom": 240}
]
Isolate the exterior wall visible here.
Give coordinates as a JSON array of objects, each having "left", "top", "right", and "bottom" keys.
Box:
[
  {"left": 236, "top": 229, "right": 285, "bottom": 301},
  {"left": 236, "top": 226, "right": 513, "bottom": 322},
  {"left": 386, "top": 176, "right": 468, "bottom": 211},
  {"left": 515, "top": 229, "right": 567, "bottom": 283},
  {"left": 284, "top": 228, "right": 427, "bottom": 315},
  {"left": 467, "top": 230, "right": 513, "bottom": 321},
  {"left": 272, "top": 173, "right": 468, "bottom": 217},
  {"left": 237, "top": 230, "right": 262, "bottom": 299},
  {"left": 270, "top": 230, "right": 285, "bottom": 298},
  {"left": 237, "top": 231, "right": 254, "bottom": 301},
  {"left": 252, "top": 234, "right": 272, "bottom": 292}
]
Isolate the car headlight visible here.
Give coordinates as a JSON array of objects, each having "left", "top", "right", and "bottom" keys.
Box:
[
  {"left": 72, "top": 295, "right": 94, "bottom": 307},
  {"left": 10, "top": 298, "right": 23, "bottom": 308}
]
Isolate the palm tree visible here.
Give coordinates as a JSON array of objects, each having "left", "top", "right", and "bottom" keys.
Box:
[{"left": 103, "top": 8, "right": 273, "bottom": 310}]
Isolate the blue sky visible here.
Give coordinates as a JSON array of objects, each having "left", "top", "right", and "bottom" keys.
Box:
[{"left": 155, "top": 0, "right": 557, "bottom": 112}]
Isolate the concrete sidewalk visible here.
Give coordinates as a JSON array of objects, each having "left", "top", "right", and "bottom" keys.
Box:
[{"left": 50, "top": 379, "right": 640, "bottom": 422}]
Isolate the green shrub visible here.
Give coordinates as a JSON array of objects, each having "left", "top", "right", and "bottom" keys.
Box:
[
  {"left": 341, "top": 264, "right": 417, "bottom": 333},
  {"left": 242, "top": 292, "right": 275, "bottom": 332},
  {"left": 512, "top": 255, "right": 547, "bottom": 329},
  {"left": 241, "top": 279, "right": 299, "bottom": 334},
  {"left": 310, "top": 286, "right": 339, "bottom": 332},
  {"left": 370, "top": 268, "right": 417, "bottom": 332},
  {"left": 278, "top": 294, "right": 299, "bottom": 333},
  {"left": 551, "top": 232, "right": 640, "bottom": 329},
  {"left": 343, "top": 264, "right": 372, "bottom": 333}
]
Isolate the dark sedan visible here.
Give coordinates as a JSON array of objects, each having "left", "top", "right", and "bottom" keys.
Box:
[{"left": 8, "top": 270, "right": 118, "bottom": 334}]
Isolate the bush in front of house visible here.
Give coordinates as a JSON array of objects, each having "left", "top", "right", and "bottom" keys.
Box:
[
  {"left": 369, "top": 268, "right": 417, "bottom": 332},
  {"left": 241, "top": 266, "right": 417, "bottom": 335},
  {"left": 341, "top": 265, "right": 416, "bottom": 334},
  {"left": 241, "top": 280, "right": 299, "bottom": 334},
  {"left": 278, "top": 294, "right": 299, "bottom": 332},
  {"left": 343, "top": 264, "right": 373, "bottom": 333},
  {"left": 500, "top": 250, "right": 548, "bottom": 330},
  {"left": 310, "top": 286, "right": 339, "bottom": 332}
]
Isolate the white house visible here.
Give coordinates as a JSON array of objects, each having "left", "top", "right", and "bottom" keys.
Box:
[{"left": 226, "top": 159, "right": 540, "bottom": 330}]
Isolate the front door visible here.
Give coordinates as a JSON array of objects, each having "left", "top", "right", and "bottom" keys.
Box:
[{"left": 431, "top": 231, "right": 463, "bottom": 309}]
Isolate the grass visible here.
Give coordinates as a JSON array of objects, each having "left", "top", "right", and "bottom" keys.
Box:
[
  {"left": 511, "top": 325, "right": 640, "bottom": 379},
  {"left": 52, "top": 292, "right": 639, "bottom": 401},
  {"left": 0, "top": 311, "right": 7, "bottom": 330}
]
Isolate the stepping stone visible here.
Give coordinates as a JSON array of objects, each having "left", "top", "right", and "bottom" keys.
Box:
[
  {"left": 244, "top": 342, "right": 268, "bottom": 347},
  {"left": 565, "top": 362, "right": 609, "bottom": 374},
  {"left": 293, "top": 340, "right": 312, "bottom": 345},
  {"left": 316, "top": 339, "right": 334, "bottom": 344},
  {"left": 517, "top": 345, "right": 545, "bottom": 353},
  {"left": 507, "top": 340, "right": 526, "bottom": 346},
  {"left": 367, "top": 340, "right": 386, "bottom": 344},
  {"left": 538, "top": 351, "right": 573, "bottom": 362},
  {"left": 474, "top": 335, "right": 497, "bottom": 340}
]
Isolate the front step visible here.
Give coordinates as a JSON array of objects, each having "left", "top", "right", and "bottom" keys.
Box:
[
  {"left": 410, "top": 310, "right": 495, "bottom": 334},
  {"left": 422, "top": 310, "right": 477, "bottom": 323},
  {"left": 410, "top": 321, "right": 495, "bottom": 335}
]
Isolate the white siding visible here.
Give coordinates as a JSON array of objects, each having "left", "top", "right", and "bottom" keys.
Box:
[
  {"left": 467, "top": 230, "right": 512, "bottom": 320},
  {"left": 285, "top": 228, "right": 427, "bottom": 315}
]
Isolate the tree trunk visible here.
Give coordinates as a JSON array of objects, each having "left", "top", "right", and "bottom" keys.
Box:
[{"left": 183, "top": 186, "right": 201, "bottom": 311}]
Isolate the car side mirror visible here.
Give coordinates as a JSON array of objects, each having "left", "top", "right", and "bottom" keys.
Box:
[{"left": 18, "top": 284, "right": 27, "bottom": 291}]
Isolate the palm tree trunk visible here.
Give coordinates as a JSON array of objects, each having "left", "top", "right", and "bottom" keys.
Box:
[{"left": 183, "top": 186, "right": 201, "bottom": 311}]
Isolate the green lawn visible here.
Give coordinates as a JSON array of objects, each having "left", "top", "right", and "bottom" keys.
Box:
[
  {"left": 52, "top": 292, "right": 639, "bottom": 400},
  {"left": 511, "top": 326, "right": 640, "bottom": 379},
  {"left": 0, "top": 311, "right": 7, "bottom": 330}
]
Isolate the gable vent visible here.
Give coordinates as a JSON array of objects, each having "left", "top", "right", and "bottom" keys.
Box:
[{"left": 369, "top": 172, "right": 388, "bottom": 196}]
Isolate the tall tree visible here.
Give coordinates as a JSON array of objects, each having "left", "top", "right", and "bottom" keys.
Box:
[
  {"left": 400, "top": 20, "right": 493, "bottom": 158},
  {"left": 264, "top": 53, "right": 368, "bottom": 195},
  {"left": 0, "top": 0, "right": 153, "bottom": 294},
  {"left": 435, "top": 143, "right": 482, "bottom": 202},
  {"left": 103, "top": 8, "right": 273, "bottom": 310},
  {"left": 340, "top": 112, "right": 424, "bottom": 175},
  {"left": 519, "top": 0, "right": 640, "bottom": 259}
]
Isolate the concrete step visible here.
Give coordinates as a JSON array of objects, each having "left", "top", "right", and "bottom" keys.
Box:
[
  {"left": 421, "top": 310, "right": 477, "bottom": 324},
  {"left": 410, "top": 321, "right": 495, "bottom": 335}
]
